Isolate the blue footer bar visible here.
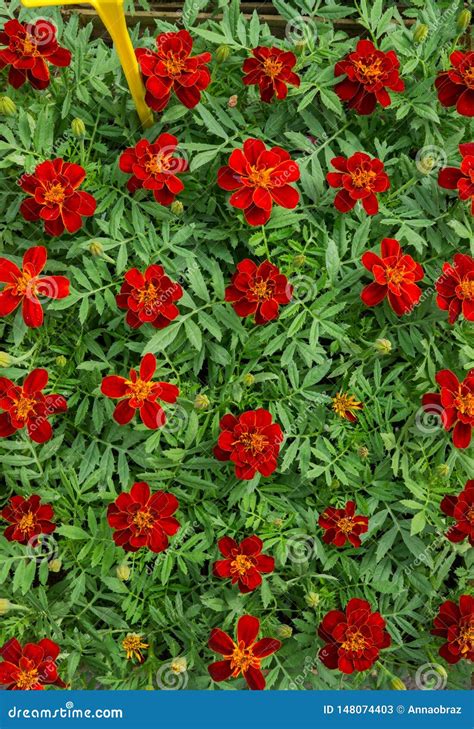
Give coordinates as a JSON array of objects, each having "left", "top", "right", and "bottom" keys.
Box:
[{"left": 0, "top": 691, "right": 472, "bottom": 728}]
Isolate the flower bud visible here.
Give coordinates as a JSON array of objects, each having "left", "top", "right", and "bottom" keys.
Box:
[
  {"left": 194, "top": 393, "right": 209, "bottom": 410},
  {"left": 272, "top": 517, "right": 284, "bottom": 528},
  {"left": 71, "top": 117, "right": 86, "bottom": 138},
  {"left": 243, "top": 373, "right": 255, "bottom": 386},
  {"left": 374, "top": 338, "right": 392, "bottom": 355},
  {"left": 276, "top": 625, "right": 293, "bottom": 639},
  {"left": 170, "top": 200, "right": 184, "bottom": 216},
  {"left": 0, "top": 96, "right": 16, "bottom": 116},
  {"left": 171, "top": 657, "right": 187, "bottom": 674},
  {"left": 116, "top": 563, "right": 131, "bottom": 581},
  {"left": 457, "top": 9, "right": 471, "bottom": 32},
  {"left": 215, "top": 45, "right": 231, "bottom": 62},
  {"left": 89, "top": 241, "right": 103, "bottom": 257},
  {"left": 293, "top": 254, "right": 306, "bottom": 268},
  {"left": 0, "top": 598, "right": 10, "bottom": 615},
  {"left": 48, "top": 559, "right": 62, "bottom": 573},
  {"left": 227, "top": 94, "right": 238, "bottom": 108},
  {"left": 55, "top": 355, "right": 67, "bottom": 368},
  {"left": 0, "top": 352, "right": 11, "bottom": 368},
  {"left": 437, "top": 464, "right": 450, "bottom": 478},
  {"left": 305, "top": 591, "right": 320, "bottom": 608},
  {"left": 391, "top": 677, "right": 407, "bottom": 690},
  {"left": 413, "top": 24, "right": 429, "bottom": 43},
  {"left": 358, "top": 446, "right": 369, "bottom": 459}
]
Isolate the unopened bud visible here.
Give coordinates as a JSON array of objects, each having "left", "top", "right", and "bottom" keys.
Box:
[
  {"left": 413, "top": 24, "right": 429, "bottom": 43},
  {"left": 276, "top": 625, "right": 293, "bottom": 639},
  {"left": 437, "top": 464, "right": 450, "bottom": 478},
  {"left": 55, "top": 355, "right": 67, "bottom": 368},
  {"left": 48, "top": 559, "right": 62, "bottom": 573},
  {"left": 194, "top": 393, "right": 209, "bottom": 410},
  {"left": 293, "top": 254, "right": 306, "bottom": 267},
  {"left": 227, "top": 94, "right": 238, "bottom": 108},
  {"left": 391, "top": 677, "right": 407, "bottom": 690},
  {"left": 243, "top": 373, "right": 255, "bottom": 386},
  {"left": 89, "top": 241, "right": 103, "bottom": 257},
  {"left": 0, "top": 598, "right": 10, "bottom": 615},
  {"left": 457, "top": 9, "right": 471, "bottom": 32},
  {"left": 0, "top": 351, "right": 11, "bottom": 368},
  {"left": 0, "top": 96, "right": 16, "bottom": 116},
  {"left": 305, "top": 591, "right": 320, "bottom": 608},
  {"left": 374, "top": 338, "right": 392, "bottom": 355},
  {"left": 71, "top": 117, "right": 86, "bottom": 138},
  {"left": 116, "top": 563, "right": 131, "bottom": 581},
  {"left": 358, "top": 446, "right": 369, "bottom": 459},
  {"left": 170, "top": 200, "right": 184, "bottom": 216},
  {"left": 215, "top": 45, "right": 231, "bottom": 62},
  {"left": 171, "top": 657, "right": 187, "bottom": 674},
  {"left": 273, "top": 517, "right": 284, "bottom": 528}
]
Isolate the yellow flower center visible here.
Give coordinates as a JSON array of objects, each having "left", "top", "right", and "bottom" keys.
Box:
[
  {"left": 122, "top": 634, "right": 148, "bottom": 662},
  {"left": 461, "top": 65, "right": 474, "bottom": 88},
  {"left": 14, "top": 395, "right": 36, "bottom": 421},
  {"left": 20, "top": 34, "right": 39, "bottom": 57},
  {"left": 230, "top": 553, "right": 254, "bottom": 577},
  {"left": 332, "top": 393, "right": 363, "bottom": 419},
  {"left": 44, "top": 183, "right": 66, "bottom": 205},
  {"left": 248, "top": 166, "right": 273, "bottom": 189},
  {"left": 250, "top": 279, "right": 272, "bottom": 301},
  {"left": 458, "top": 278, "right": 474, "bottom": 300},
  {"left": 145, "top": 153, "right": 170, "bottom": 176},
  {"left": 337, "top": 516, "right": 355, "bottom": 534},
  {"left": 341, "top": 629, "right": 367, "bottom": 653},
  {"left": 18, "top": 511, "right": 36, "bottom": 535},
  {"left": 385, "top": 266, "right": 406, "bottom": 285},
  {"left": 15, "top": 667, "right": 39, "bottom": 690},
  {"left": 237, "top": 431, "right": 269, "bottom": 455},
  {"left": 353, "top": 57, "right": 384, "bottom": 84},
  {"left": 163, "top": 56, "right": 185, "bottom": 76},
  {"left": 350, "top": 168, "right": 377, "bottom": 189},
  {"left": 226, "top": 641, "right": 260, "bottom": 676},
  {"left": 263, "top": 57, "right": 283, "bottom": 78},
  {"left": 125, "top": 378, "right": 155, "bottom": 405},
  {"left": 454, "top": 391, "right": 474, "bottom": 418},
  {"left": 13, "top": 270, "right": 36, "bottom": 297},
  {"left": 132, "top": 508, "right": 154, "bottom": 532},
  {"left": 459, "top": 623, "right": 473, "bottom": 655},
  {"left": 138, "top": 282, "right": 159, "bottom": 309}
]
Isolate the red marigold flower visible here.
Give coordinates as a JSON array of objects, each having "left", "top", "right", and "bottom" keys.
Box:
[
  {"left": 119, "top": 134, "right": 188, "bottom": 206},
  {"left": 435, "top": 51, "right": 474, "bottom": 117},
  {"left": 0, "top": 637, "right": 66, "bottom": 690},
  {"left": 242, "top": 46, "right": 300, "bottom": 103},
  {"left": 334, "top": 39, "right": 404, "bottom": 115},
  {"left": 213, "top": 536, "right": 275, "bottom": 593},
  {"left": 360, "top": 238, "right": 424, "bottom": 315},
  {"left": 217, "top": 138, "right": 300, "bottom": 226},
  {"left": 19, "top": 159, "right": 96, "bottom": 236},
  {"left": 101, "top": 353, "right": 179, "bottom": 429},
  {"left": 225, "top": 259, "right": 292, "bottom": 323},
  {"left": 0, "top": 369, "right": 67, "bottom": 444},
  {"left": 441, "top": 480, "right": 474, "bottom": 547},
  {"left": 116, "top": 265, "right": 183, "bottom": 330},
  {"left": 318, "top": 501, "right": 369, "bottom": 548},
  {"left": 326, "top": 152, "right": 390, "bottom": 215},
  {"left": 1, "top": 494, "right": 55, "bottom": 545},
  {"left": 213, "top": 408, "right": 283, "bottom": 480},
  {"left": 0, "top": 19, "right": 71, "bottom": 90},
  {"left": 107, "top": 481, "right": 180, "bottom": 553},
  {"left": 318, "top": 598, "right": 391, "bottom": 674},
  {"left": 431, "top": 595, "right": 474, "bottom": 664},
  {"left": 136, "top": 30, "right": 211, "bottom": 112},
  {"left": 0, "top": 246, "right": 69, "bottom": 328},
  {"left": 435, "top": 252, "right": 474, "bottom": 324},
  {"left": 208, "top": 614, "right": 281, "bottom": 690},
  {"left": 438, "top": 143, "right": 474, "bottom": 215},
  {"left": 422, "top": 369, "right": 474, "bottom": 449}
]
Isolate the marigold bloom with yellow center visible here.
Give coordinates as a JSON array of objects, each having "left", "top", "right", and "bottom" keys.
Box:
[
  {"left": 332, "top": 392, "right": 364, "bottom": 422},
  {"left": 122, "top": 634, "right": 149, "bottom": 663}
]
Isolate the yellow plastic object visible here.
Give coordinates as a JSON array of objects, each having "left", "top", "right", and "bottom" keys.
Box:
[{"left": 21, "top": 0, "right": 153, "bottom": 127}]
